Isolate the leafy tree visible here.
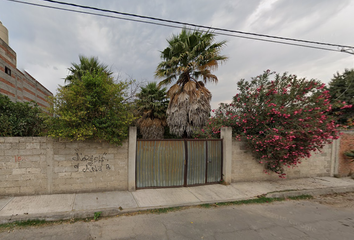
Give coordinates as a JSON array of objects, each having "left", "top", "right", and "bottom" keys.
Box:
[
  {"left": 156, "top": 28, "right": 227, "bottom": 137},
  {"left": 65, "top": 55, "right": 113, "bottom": 84},
  {"left": 198, "top": 70, "right": 340, "bottom": 176},
  {"left": 135, "top": 82, "right": 169, "bottom": 139},
  {"left": 0, "top": 94, "right": 45, "bottom": 136},
  {"left": 46, "top": 60, "right": 134, "bottom": 145},
  {"left": 328, "top": 69, "right": 354, "bottom": 128}
]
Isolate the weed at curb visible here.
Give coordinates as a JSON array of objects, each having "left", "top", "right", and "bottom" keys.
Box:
[
  {"left": 199, "top": 196, "right": 283, "bottom": 208},
  {"left": 199, "top": 195, "right": 313, "bottom": 208},
  {"left": 288, "top": 195, "right": 313, "bottom": 200},
  {"left": 0, "top": 219, "right": 46, "bottom": 228},
  {"left": 0, "top": 219, "right": 47, "bottom": 233},
  {"left": 148, "top": 207, "right": 181, "bottom": 214},
  {"left": 94, "top": 211, "right": 102, "bottom": 221}
]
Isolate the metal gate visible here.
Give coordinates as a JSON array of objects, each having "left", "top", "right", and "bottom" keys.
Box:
[{"left": 136, "top": 139, "right": 223, "bottom": 189}]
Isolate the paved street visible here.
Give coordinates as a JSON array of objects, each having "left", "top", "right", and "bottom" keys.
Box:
[{"left": 1, "top": 194, "right": 354, "bottom": 240}]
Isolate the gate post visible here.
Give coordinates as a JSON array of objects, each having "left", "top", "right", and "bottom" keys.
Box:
[
  {"left": 128, "top": 126, "right": 137, "bottom": 191},
  {"left": 330, "top": 138, "right": 339, "bottom": 177},
  {"left": 221, "top": 127, "right": 232, "bottom": 184}
]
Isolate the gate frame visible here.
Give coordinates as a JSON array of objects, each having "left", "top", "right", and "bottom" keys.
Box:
[
  {"left": 135, "top": 138, "right": 223, "bottom": 190},
  {"left": 128, "top": 126, "right": 232, "bottom": 192}
]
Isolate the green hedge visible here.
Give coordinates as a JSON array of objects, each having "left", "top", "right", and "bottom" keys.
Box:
[{"left": 0, "top": 94, "right": 45, "bottom": 136}]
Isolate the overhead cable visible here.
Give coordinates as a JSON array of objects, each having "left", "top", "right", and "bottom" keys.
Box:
[
  {"left": 5, "top": 0, "right": 354, "bottom": 54},
  {"left": 39, "top": 0, "right": 354, "bottom": 50}
]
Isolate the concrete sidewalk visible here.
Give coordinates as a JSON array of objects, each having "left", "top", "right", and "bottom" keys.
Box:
[{"left": 1, "top": 177, "right": 354, "bottom": 224}]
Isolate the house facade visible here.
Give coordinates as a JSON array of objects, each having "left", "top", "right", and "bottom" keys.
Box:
[{"left": 0, "top": 21, "right": 52, "bottom": 109}]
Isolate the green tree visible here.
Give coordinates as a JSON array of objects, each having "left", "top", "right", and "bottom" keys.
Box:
[
  {"left": 156, "top": 28, "right": 227, "bottom": 137},
  {"left": 328, "top": 69, "right": 354, "bottom": 128},
  {"left": 135, "top": 82, "right": 169, "bottom": 139},
  {"left": 0, "top": 94, "right": 45, "bottom": 136},
  {"left": 65, "top": 55, "right": 113, "bottom": 84},
  {"left": 198, "top": 71, "right": 339, "bottom": 176},
  {"left": 46, "top": 59, "right": 134, "bottom": 145}
]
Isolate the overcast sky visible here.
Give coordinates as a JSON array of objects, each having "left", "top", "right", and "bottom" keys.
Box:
[{"left": 1, "top": 0, "right": 354, "bottom": 109}]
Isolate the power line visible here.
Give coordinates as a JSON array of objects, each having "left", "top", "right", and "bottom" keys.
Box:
[
  {"left": 341, "top": 49, "right": 354, "bottom": 55},
  {"left": 6, "top": 0, "right": 185, "bottom": 29},
  {"left": 39, "top": 0, "right": 354, "bottom": 50},
  {"left": 213, "top": 31, "right": 340, "bottom": 53},
  {"left": 5, "top": 0, "right": 353, "bottom": 54}
]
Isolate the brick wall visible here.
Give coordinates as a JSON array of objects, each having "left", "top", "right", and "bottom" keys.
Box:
[
  {"left": 0, "top": 137, "right": 128, "bottom": 196},
  {"left": 338, "top": 130, "right": 354, "bottom": 177},
  {"left": 0, "top": 38, "right": 52, "bottom": 110},
  {"left": 231, "top": 140, "right": 334, "bottom": 182}
]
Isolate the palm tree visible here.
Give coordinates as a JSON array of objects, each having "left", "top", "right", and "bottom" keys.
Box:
[
  {"left": 65, "top": 56, "right": 113, "bottom": 83},
  {"left": 155, "top": 28, "right": 227, "bottom": 137},
  {"left": 136, "top": 82, "right": 169, "bottom": 139}
]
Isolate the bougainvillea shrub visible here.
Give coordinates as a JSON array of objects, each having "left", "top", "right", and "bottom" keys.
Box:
[{"left": 198, "top": 70, "right": 341, "bottom": 176}]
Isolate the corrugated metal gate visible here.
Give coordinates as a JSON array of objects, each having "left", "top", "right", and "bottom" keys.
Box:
[{"left": 136, "top": 139, "right": 223, "bottom": 189}]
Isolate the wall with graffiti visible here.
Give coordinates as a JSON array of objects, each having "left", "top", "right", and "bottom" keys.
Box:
[{"left": 0, "top": 137, "right": 128, "bottom": 196}]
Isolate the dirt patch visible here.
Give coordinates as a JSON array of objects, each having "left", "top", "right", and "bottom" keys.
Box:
[{"left": 311, "top": 192, "right": 354, "bottom": 209}]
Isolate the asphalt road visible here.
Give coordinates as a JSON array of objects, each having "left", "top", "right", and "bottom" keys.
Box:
[{"left": 1, "top": 194, "right": 354, "bottom": 240}]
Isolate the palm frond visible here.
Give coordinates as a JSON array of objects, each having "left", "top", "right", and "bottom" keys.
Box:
[
  {"left": 65, "top": 55, "right": 113, "bottom": 84},
  {"left": 155, "top": 27, "right": 227, "bottom": 137}
]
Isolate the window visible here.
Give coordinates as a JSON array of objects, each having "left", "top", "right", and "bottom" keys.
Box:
[{"left": 5, "top": 66, "right": 11, "bottom": 76}]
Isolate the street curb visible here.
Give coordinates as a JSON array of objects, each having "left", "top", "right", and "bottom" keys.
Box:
[
  {"left": 1, "top": 186, "right": 354, "bottom": 224},
  {"left": 265, "top": 186, "right": 354, "bottom": 199},
  {"left": 0, "top": 199, "right": 250, "bottom": 224},
  {"left": 0, "top": 208, "right": 129, "bottom": 224}
]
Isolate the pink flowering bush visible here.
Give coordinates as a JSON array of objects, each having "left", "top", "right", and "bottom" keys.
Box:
[{"left": 198, "top": 70, "right": 340, "bottom": 176}]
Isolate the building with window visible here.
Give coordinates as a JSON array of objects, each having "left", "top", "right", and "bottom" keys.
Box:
[{"left": 0, "top": 21, "right": 52, "bottom": 109}]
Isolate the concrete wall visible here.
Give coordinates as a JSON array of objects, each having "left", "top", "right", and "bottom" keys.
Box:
[
  {"left": 0, "top": 38, "right": 52, "bottom": 110},
  {"left": 1, "top": 129, "right": 350, "bottom": 196},
  {"left": 338, "top": 130, "right": 354, "bottom": 177},
  {"left": 0, "top": 137, "right": 128, "bottom": 196},
  {"left": 231, "top": 140, "right": 334, "bottom": 182}
]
